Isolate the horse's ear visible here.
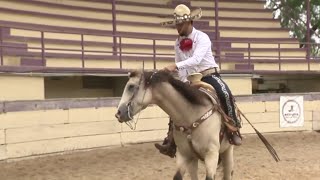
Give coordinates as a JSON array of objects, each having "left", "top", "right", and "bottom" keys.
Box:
[
  {"left": 128, "top": 71, "right": 138, "bottom": 78},
  {"left": 129, "top": 69, "right": 144, "bottom": 78}
]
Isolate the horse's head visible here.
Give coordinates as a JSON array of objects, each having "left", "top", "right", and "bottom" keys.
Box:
[{"left": 115, "top": 70, "right": 153, "bottom": 123}]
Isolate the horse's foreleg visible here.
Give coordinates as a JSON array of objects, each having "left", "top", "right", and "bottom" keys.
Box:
[
  {"left": 174, "top": 151, "right": 187, "bottom": 180},
  {"left": 204, "top": 148, "right": 219, "bottom": 180},
  {"left": 187, "top": 158, "right": 199, "bottom": 180},
  {"left": 221, "top": 145, "right": 234, "bottom": 180}
]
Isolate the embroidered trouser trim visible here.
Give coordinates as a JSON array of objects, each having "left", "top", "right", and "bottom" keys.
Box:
[{"left": 201, "top": 74, "right": 241, "bottom": 127}]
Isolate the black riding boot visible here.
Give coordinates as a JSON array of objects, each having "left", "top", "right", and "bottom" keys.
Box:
[{"left": 154, "top": 120, "right": 176, "bottom": 158}]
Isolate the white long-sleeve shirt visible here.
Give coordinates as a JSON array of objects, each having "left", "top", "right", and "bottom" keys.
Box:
[{"left": 175, "top": 27, "right": 219, "bottom": 82}]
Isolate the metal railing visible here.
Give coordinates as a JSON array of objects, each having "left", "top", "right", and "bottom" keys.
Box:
[
  {"left": 0, "top": 0, "right": 318, "bottom": 74},
  {"left": 1, "top": 25, "right": 319, "bottom": 74},
  {"left": 0, "top": 25, "right": 174, "bottom": 73},
  {"left": 214, "top": 39, "right": 320, "bottom": 72}
]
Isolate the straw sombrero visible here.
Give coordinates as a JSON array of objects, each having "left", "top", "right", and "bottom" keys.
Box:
[{"left": 160, "top": 4, "right": 202, "bottom": 26}]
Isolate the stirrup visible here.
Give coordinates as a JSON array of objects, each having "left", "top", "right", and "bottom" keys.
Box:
[
  {"left": 230, "top": 133, "right": 242, "bottom": 146},
  {"left": 154, "top": 143, "right": 176, "bottom": 158}
]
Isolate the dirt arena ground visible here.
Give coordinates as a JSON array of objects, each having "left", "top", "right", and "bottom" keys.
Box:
[{"left": 0, "top": 131, "right": 319, "bottom": 180}]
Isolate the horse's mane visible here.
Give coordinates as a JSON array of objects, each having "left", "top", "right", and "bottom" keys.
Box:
[{"left": 141, "top": 70, "right": 209, "bottom": 105}]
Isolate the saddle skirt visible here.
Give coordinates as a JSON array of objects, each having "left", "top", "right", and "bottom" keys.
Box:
[{"left": 195, "top": 85, "right": 239, "bottom": 132}]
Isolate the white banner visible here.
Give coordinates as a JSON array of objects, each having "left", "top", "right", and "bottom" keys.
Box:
[{"left": 280, "top": 96, "right": 304, "bottom": 128}]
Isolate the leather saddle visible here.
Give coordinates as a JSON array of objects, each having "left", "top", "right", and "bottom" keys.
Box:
[{"left": 187, "top": 73, "right": 239, "bottom": 132}]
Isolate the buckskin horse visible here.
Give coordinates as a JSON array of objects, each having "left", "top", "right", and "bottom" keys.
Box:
[{"left": 115, "top": 70, "right": 235, "bottom": 180}]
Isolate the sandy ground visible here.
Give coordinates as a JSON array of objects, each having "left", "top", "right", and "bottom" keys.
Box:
[{"left": 0, "top": 131, "right": 319, "bottom": 180}]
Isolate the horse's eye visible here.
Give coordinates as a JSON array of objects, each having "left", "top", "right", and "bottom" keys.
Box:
[{"left": 128, "top": 84, "right": 135, "bottom": 91}]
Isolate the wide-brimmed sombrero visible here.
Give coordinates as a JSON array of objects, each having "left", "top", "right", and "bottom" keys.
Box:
[{"left": 160, "top": 4, "right": 202, "bottom": 26}]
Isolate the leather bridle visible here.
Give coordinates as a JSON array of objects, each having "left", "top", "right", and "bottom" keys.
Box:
[{"left": 125, "top": 71, "right": 156, "bottom": 129}]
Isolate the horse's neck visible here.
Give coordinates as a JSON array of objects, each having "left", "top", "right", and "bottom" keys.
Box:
[{"left": 152, "top": 83, "right": 207, "bottom": 125}]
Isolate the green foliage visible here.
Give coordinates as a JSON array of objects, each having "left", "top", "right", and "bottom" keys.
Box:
[{"left": 266, "top": 0, "right": 320, "bottom": 56}]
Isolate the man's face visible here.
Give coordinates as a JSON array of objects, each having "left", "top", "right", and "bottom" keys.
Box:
[{"left": 175, "top": 21, "right": 190, "bottom": 36}]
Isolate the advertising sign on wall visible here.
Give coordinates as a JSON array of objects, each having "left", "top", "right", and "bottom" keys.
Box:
[{"left": 280, "top": 96, "right": 304, "bottom": 128}]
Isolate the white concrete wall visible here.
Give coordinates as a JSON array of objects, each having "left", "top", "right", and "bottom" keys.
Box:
[
  {"left": 0, "top": 105, "right": 168, "bottom": 160},
  {"left": 0, "top": 75, "right": 44, "bottom": 101},
  {"left": 0, "top": 94, "right": 319, "bottom": 161}
]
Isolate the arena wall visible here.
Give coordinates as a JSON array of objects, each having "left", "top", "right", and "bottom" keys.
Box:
[
  {"left": 0, "top": 75, "right": 44, "bottom": 101},
  {"left": 45, "top": 76, "right": 114, "bottom": 98},
  {"left": 0, "top": 93, "right": 319, "bottom": 161},
  {"left": 223, "top": 75, "right": 252, "bottom": 95},
  {"left": 0, "top": 74, "right": 252, "bottom": 101}
]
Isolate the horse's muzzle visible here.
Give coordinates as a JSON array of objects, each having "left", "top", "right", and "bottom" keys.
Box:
[
  {"left": 115, "top": 110, "right": 122, "bottom": 122},
  {"left": 115, "top": 104, "right": 132, "bottom": 123}
]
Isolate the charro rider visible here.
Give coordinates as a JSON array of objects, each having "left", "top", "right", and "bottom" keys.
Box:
[{"left": 155, "top": 4, "right": 242, "bottom": 158}]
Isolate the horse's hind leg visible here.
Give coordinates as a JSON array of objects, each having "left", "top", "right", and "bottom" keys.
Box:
[
  {"left": 204, "top": 148, "right": 220, "bottom": 180},
  {"left": 221, "top": 145, "right": 234, "bottom": 180}
]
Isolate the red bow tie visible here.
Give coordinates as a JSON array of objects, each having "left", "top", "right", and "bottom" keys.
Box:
[{"left": 179, "top": 38, "right": 193, "bottom": 51}]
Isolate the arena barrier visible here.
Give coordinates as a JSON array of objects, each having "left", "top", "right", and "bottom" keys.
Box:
[{"left": 0, "top": 93, "right": 319, "bottom": 161}]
